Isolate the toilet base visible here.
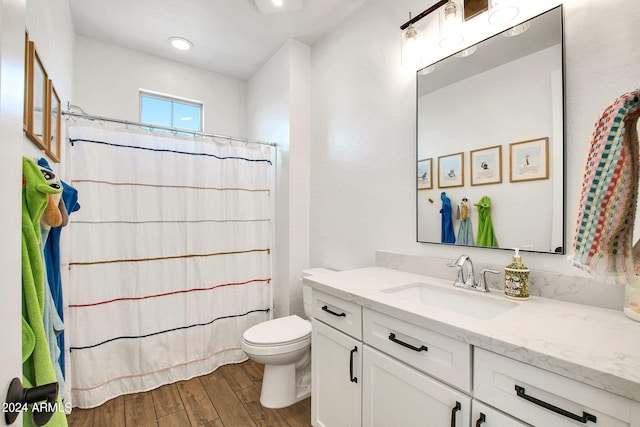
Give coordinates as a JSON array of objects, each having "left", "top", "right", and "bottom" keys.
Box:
[{"left": 259, "top": 361, "right": 311, "bottom": 409}]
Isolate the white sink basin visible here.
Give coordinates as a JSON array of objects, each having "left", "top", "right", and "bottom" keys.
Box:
[{"left": 381, "top": 281, "right": 517, "bottom": 320}]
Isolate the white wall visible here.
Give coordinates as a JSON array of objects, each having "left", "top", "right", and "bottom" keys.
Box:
[
  {"left": 0, "top": 0, "right": 27, "bottom": 419},
  {"left": 310, "top": 0, "right": 640, "bottom": 280},
  {"left": 247, "top": 40, "right": 311, "bottom": 318},
  {"left": 24, "top": 0, "right": 75, "bottom": 170},
  {"left": 73, "top": 36, "right": 247, "bottom": 139}
]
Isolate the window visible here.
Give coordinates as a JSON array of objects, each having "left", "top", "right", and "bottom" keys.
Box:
[{"left": 139, "top": 91, "right": 203, "bottom": 132}]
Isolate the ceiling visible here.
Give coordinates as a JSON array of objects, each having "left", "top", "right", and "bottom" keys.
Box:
[{"left": 68, "top": 0, "right": 369, "bottom": 80}]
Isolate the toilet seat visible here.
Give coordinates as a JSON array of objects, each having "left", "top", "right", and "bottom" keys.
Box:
[{"left": 243, "top": 315, "right": 311, "bottom": 346}]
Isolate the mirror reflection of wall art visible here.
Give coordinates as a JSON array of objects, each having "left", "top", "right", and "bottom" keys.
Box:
[
  {"left": 509, "top": 137, "right": 549, "bottom": 183},
  {"left": 470, "top": 145, "right": 502, "bottom": 186},
  {"left": 417, "top": 158, "right": 433, "bottom": 190},
  {"left": 438, "top": 152, "right": 464, "bottom": 188},
  {"left": 26, "top": 41, "right": 48, "bottom": 150}
]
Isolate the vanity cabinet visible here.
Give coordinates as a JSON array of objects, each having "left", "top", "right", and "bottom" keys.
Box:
[
  {"left": 474, "top": 348, "right": 640, "bottom": 427},
  {"left": 310, "top": 283, "right": 640, "bottom": 427},
  {"left": 311, "top": 290, "right": 363, "bottom": 427}
]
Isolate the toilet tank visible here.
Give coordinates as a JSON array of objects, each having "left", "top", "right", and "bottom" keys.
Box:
[{"left": 302, "top": 268, "right": 336, "bottom": 319}]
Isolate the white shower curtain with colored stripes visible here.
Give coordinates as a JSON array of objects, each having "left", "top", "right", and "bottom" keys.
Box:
[{"left": 66, "top": 124, "right": 273, "bottom": 408}]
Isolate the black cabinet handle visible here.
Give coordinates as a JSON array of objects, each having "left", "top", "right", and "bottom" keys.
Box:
[
  {"left": 515, "top": 385, "right": 597, "bottom": 424},
  {"left": 322, "top": 305, "right": 346, "bottom": 317},
  {"left": 475, "top": 412, "right": 486, "bottom": 427},
  {"left": 450, "top": 401, "right": 461, "bottom": 427},
  {"left": 349, "top": 346, "right": 358, "bottom": 383},
  {"left": 388, "top": 333, "right": 428, "bottom": 352}
]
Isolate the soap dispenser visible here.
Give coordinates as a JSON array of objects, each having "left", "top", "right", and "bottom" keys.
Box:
[{"left": 504, "top": 248, "right": 529, "bottom": 300}]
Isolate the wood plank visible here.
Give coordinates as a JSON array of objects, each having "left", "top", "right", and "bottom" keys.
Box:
[
  {"left": 201, "top": 419, "right": 225, "bottom": 427},
  {"left": 92, "top": 396, "right": 125, "bottom": 427},
  {"left": 176, "top": 377, "right": 219, "bottom": 426},
  {"left": 219, "top": 362, "right": 255, "bottom": 392},
  {"left": 156, "top": 410, "right": 190, "bottom": 427},
  {"left": 299, "top": 397, "right": 311, "bottom": 413},
  {"left": 242, "top": 360, "right": 264, "bottom": 385},
  {"left": 151, "top": 383, "right": 184, "bottom": 419},
  {"left": 201, "top": 370, "right": 257, "bottom": 427},
  {"left": 67, "top": 407, "right": 94, "bottom": 427},
  {"left": 124, "top": 391, "right": 158, "bottom": 427},
  {"left": 277, "top": 399, "right": 311, "bottom": 427},
  {"left": 235, "top": 384, "right": 289, "bottom": 427}
]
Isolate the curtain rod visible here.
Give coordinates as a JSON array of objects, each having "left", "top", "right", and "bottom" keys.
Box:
[{"left": 62, "top": 110, "right": 277, "bottom": 147}]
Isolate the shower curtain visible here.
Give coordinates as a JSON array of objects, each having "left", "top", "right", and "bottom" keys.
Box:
[{"left": 66, "top": 124, "right": 274, "bottom": 408}]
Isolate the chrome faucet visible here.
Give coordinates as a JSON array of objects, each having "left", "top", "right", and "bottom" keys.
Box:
[
  {"left": 448, "top": 255, "right": 475, "bottom": 288},
  {"left": 447, "top": 255, "right": 500, "bottom": 292}
]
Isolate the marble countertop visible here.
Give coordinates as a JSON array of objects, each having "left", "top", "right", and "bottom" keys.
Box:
[{"left": 304, "top": 266, "right": 640, "bottom": 402}]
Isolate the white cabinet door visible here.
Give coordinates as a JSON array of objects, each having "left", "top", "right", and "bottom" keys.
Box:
[
  {"left": 472, "top": 400, "right": 531, "bottom": 427},
  {"left": 362, "top": 345, "right": 471, "bottom": 427},
  {"left": 312, "top": 319, "right": 362, "bottom": 427}
]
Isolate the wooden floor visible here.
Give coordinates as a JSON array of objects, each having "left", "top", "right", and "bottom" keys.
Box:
[{"left": 67, "top": 360, "right": 311, "bottom": 427}]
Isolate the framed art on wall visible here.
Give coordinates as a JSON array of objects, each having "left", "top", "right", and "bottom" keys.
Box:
[
  {"left": 417, "top": 158, "right": 433, "bottom": 190},
  {"left": 470, "top": 145, "right": 502, "bottom": 186},
  {"left": 438, "top": 152, "right": 464, "bottom": 188},
  {"left": 509, "top": 137, "right": 549, "bottom": 183},
  {"left": 48, "top": 80, "right": 61, "bottom": 162},
  {"left": 26, "top": 41, "right": 47, "bottom": 150}
]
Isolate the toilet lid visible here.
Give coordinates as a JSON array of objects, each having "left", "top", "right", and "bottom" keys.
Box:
[{"left": 244, "top": 315, "right": 311, "bottom": 346}]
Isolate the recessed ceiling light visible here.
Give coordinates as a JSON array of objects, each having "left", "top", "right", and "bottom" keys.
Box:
[
  {"left": 169, "top": 37, "right": 193, "bottom": 51},
  {"left": 254, "top": 0, "right": 303, "bottom": 14},
  {"left": 272, "top": 0, "right": 283, "bottom": 6}
]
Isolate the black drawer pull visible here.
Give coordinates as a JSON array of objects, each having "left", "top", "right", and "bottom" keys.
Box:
[
  {"left": 451, "top": 401, "right": 461, "bottom": 427},
  {"left": 388, "top": 333, "right": 428, "bottom": 352},
  {"left": 515, "top": 385, "right": 597, "bottom": 424},
  {"left": 321, "top": 305, "right": 346, "bottom": 317},
  {"left": 475, "top": 412, "right": 486, "bottom": 427},
  {"left": 349, "top": 346, "right": 358, "bottom": 383}
]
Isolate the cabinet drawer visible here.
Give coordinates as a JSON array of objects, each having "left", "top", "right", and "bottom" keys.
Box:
[
  {"left": 474, "top": 348, "right": 640, "bottom": 427},
  {"left": 363, "top": 308, "right": 471, "bottom": 392},
  {"left": 312, "top": 290, "right": 362, "bottom": 340}
]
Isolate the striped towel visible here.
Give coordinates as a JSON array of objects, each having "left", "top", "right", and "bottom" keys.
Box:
[{"left": 570, "top": 90, "right": 640, "bottom": 285}]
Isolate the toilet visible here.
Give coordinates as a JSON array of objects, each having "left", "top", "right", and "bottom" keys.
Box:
[{"left": 241, "top": 268, "right": 332, "bottom": 408}]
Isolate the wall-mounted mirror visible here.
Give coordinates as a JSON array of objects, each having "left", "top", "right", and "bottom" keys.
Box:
[{"left": 417, "top": 6, "right": 564, "bottom": 254}]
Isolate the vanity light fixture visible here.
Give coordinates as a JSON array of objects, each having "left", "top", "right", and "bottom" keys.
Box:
[
  {"left": 488, "top": 0, "right": 519, "bottom": 25},
  {"left": 169, "top": 36, "right": 193, "bottom": 51},
  {"left": 401, "top": 13, "right": 423, "bottom": 68},
  {"left": 439, "top": 0, "right": 464, "bottom": 49}
]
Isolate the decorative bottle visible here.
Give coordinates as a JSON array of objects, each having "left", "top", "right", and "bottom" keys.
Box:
[{"left": 504, "top": 248, "right": 529, "bottom": 300}]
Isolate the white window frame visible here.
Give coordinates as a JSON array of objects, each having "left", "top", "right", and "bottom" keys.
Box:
[{"left": 139, "top": 89, "right": 204, "bottom": 132}]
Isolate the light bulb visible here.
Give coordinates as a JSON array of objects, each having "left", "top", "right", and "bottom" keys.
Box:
[{"left": 488, "top": 0, "right": 519, "bottom": 25}]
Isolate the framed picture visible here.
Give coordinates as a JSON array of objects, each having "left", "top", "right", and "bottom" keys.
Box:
[
  {"left": 26, "top": 41, "right": 48, "bottom": 150},
  {"left": 509, "top": 137, "right": 549, "bottom": 183},
  {"left": 417, "top": 158, "right": 433, "bottom": 190},
  {"left": 48, "top": 80, "right": 61, "bottom": 162},
  {"left": 23, "top": 31, "right": 30, "bottom": 132},
  {"left": 438, "top": 152, "right": 464, "bottom": 188},
  {"left": 470, "top": 145, "right": 502, "bottom": 186}
]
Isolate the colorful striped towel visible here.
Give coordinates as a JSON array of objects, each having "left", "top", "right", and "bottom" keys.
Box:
[{"left": 570, "top": 90, "right": 640, "bottom": 285}]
